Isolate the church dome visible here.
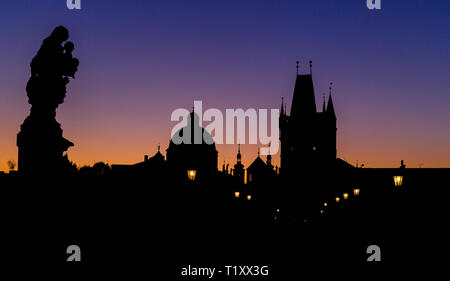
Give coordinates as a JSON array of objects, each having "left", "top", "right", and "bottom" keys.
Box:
[
  {"left": 168, "top": 112, "right": 216, "bottom": 149},
  {"left": 166, "top": 112, "right": 218, "bottom": 183}
]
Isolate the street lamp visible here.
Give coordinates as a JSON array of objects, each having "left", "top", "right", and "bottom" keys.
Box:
[
  {"left": 247, "top": 195, "right": 252, "bottom": 201},
  {"left": 353, "top": 188, "right": 360, "bottom": 196},
  {"left": 393, "top": 175, "right": 403, "bottom": 187},
  {"left": 343, "top": 193, "right": 349, "bottom": 200},
  {"left": 234, "top": 191, "right": 240, "bottom": 198},
  {"left": 335, "top": 197, "right": 340, "bottom": 203},
  {"left": 187, "top": 169, "right": 197, "bottom": 181}
]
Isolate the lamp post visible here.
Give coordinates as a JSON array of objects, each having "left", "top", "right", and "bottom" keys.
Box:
[
  {"left": 393, "top": 175, "right": 403, "bottom": 187},
  {"left": 187, "top": 169, "right": 197, "bottom": 181}
]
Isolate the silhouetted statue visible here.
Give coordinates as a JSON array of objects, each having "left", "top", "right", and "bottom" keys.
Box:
[{"left": 17, "top": 26, "right": 79, "bottom": 176}]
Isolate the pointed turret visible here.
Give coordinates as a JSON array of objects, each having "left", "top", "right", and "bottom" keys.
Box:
[
  {"left": 327, "top": 95, "right": 336, "bottom": 118},
  {"left": 326, "top": 82, "right": 336, "bottom": 118},
  {"left": 237, "top": 144, "right": 242, "bottom": 163},
  {"left": 233, "top": 144, "right": 245, "bottom": 182},
  {"left": 322, "top": 94, "right": 326, "bottom": 112},
  {"left": 280, "top": 97, "right": 285, "bottom": 116},
  {"left": 290, "top": 61, "right": 317, "bottom": 118}
]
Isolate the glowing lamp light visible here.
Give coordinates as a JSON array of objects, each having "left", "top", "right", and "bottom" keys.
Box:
[
  {"left": 335, "top": 197, "right": 340, "bottom": 203},
  {"left": 343, "top": 193, "right": 349, "bottom": 200},
  {"left": 324, "top": 202, "right": 328, "bottom": 207},
  {"left": 320, "top": 210, "right": 324, "bottom": 214},
  {"left": 353, "top": 188, "right": 360, "bottom": 196},
  {"left": 394, "top": 176, "right": 403, "bottom": 187},
  {"left": 187, "top": 170, "right": 197, "bottom": 181},
  {"left": 247, "top": 195, "right": 252, "bottom": 200},
  {"left": 276, "top": 209, "right": 280, "bottom": 213},
  {"left": 234, "top": 191, "right": 240, "bottom": 198}
]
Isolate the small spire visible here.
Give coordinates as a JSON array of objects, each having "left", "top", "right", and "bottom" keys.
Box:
[
  {"left": 157, "top": 145, "right": 160, "bottom": 152},
  {"left": 258, "top": 147, "right": 260, "bottom": 157},
  {"left": 329, "top": 82, "right": 333, "bottom": 96},
  {"left": 296, "top": 60, "right": 299, "bottom": 75},
  {"left": 327, "top": 93, "right": 336, "bottom": 118},
  {"left": 237, "top": 143, "right": 242, "bottom": 162},
  {"left": 309, "top": 60, "right": 312, "bottom": 75},
  {"left": 281, "top": 97, "right": 284, "bottom": 115},
  {"left": 322, "top": 94, "right": 326, "bottom": 112}
]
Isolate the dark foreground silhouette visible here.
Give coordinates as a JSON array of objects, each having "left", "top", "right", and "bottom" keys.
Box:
[
  {"left": 1, "top": 27, "right": 447, "bottom": 277},
  {"left": 1, "top": 168, "right": 447, "bottom": 276},
  {"left": 17, "top": 26, "right": 78, "bottom": 176}
]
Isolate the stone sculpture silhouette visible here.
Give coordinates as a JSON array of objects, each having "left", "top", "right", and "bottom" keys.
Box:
[{"left": 17, "top": 26, "right": 79, "bottom": 176}]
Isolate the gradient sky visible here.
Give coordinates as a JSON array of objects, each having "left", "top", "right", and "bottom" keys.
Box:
[{"left": 1, "top": 0, "right": 450, "bottom": 172}]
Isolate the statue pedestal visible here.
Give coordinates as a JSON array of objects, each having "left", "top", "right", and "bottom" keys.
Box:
[{"left": 17, "top": 116, "right": 73, "bottom": 176}]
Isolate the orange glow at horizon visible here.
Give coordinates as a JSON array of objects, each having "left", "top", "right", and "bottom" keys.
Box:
[
  {"left": 2, "top": 127, "right": 450, "bottom": 172},
  {"left": 1, "top": 95, "right": 450, "bottom": 172}
]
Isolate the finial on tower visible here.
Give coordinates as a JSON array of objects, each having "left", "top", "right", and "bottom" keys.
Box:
[
  {"left": 296, "top": 61, "right": 299, "bottom": 75},
  {"left": 329, "top": 82, "right": 333, "bottom": 95},
  {"left": 309, "top": 60, "right": 312, "bottom": 75},
  {"left": 258, "top": 147, "right": 260, "bottom": 157}
]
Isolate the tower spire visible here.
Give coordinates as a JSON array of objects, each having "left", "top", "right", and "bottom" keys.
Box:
[
  {"left": 309, "top": 60, "right": 312, "bottom": 75},
  {"left": 322, "top": 94, "right": 326, "bottom": 112},
  {"left": 237, "top": 143, "right": 242, "bottom": 161},
  {"left": 296, "top": 60, "right": 299, "bottom": 75},
  {"left": 327, "top": 83, "right": 336, "bottom": 118},
  {"left": 267, "top": 142, "right": 273, "bottom": 168},
  {"left": 281, "top": 97, "right": 284, "bottom": 115}
]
